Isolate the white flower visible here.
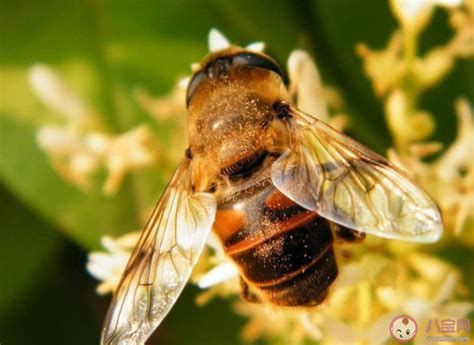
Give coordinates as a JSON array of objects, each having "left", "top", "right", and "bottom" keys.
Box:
[
  {"left": 385, "top": 88, "right": 435, "bottom": 146},
  {"left": 287, "top": 50, "right": 329, "bottom": 121},
  {"left": 356, "top": 32, "right": 404, "bottom": 96},
  {"left": 196, "top": 262, "right": 238, "bottom": 289},
  {"left": 390, "top": 0, "right": 463, "bottom": 33},
  {"left": 102, "top": 125, "right": 158, "bottom": 195},
  {"left": 208, "top": 28, "right": 265, "bottom": 53},
  {"left": 208, "top": 28, "right": 231, "bottom": 52},
  {"left": 87, "top": 232, "right": 140, "bottom": 294},
  {"left": 29, "top": 64, "right": 90, "bottom": 120}
]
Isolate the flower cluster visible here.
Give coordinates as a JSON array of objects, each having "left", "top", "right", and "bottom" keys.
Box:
[
  {"left": 357, "top": 0, "right": 473, "bottom": 150},
  {"left": 30, "top": 4, "right": 472, "bottom": 343},
  {"left": 357, "top": 0, "right": 474, "bottom": 241},
  {"left": 30, "top": 65, "right": 160, "bottom": 195}
]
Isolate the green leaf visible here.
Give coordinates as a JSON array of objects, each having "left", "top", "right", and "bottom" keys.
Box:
[
  {"left": 0, "top": 184, "right": 61, "bottom": 318},
  {"left": 0, "top": 234, "right": 105, "bottom": 345}
]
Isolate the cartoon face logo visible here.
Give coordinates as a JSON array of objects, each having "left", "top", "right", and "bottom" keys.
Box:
[{"left": 390, "top": 315, "right": 418, "bottom": 342}]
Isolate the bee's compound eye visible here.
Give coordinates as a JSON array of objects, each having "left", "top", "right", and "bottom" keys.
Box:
[
  {"left": 186, "top": 70, "right": 207, "bottom": 107},
  {"left": 206, "top": 57, "right": 232, "bottom": 79},
  {"left": 233, "top": 53, "right": 284, "bottom": 79}
]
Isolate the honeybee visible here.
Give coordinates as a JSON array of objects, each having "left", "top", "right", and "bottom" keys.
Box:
[{"left": 101, "top": 43, "right": 442, "bottom": 344}]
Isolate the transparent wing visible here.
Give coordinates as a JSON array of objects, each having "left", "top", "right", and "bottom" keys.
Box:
[
  {"left": 102, "top": 159, "right": 217, "bottom": 345},
  {"left": 271, "top": 106, "right": 442, "bottom": 243}
]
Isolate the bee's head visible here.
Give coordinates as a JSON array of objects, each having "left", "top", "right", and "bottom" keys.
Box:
[
  {"left": 186, "top": 48, "right": 289, "bottom": 170},
  {"left": 186, "top": 48, "right": 286, "bottom": 107}
]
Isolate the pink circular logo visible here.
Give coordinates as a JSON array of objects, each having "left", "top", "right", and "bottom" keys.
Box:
[{"left": 389, "top": 314, "right": 418, "bottom": 342}]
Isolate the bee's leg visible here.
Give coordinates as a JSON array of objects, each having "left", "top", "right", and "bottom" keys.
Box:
[
  {"left": 240, "top": 277, "right": 261, "bottom": 303},
  {"left": 331, "top": 223, "right": 365, "bottom": 243}
]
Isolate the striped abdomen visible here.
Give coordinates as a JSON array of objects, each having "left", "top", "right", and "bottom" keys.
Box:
[{"left": 213, "top": 178, "right": 338, "bottom": 307}]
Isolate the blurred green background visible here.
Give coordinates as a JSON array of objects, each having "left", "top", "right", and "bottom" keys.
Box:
[{"left": 0, "top": 1, "right": 472, "bottom": 344}]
